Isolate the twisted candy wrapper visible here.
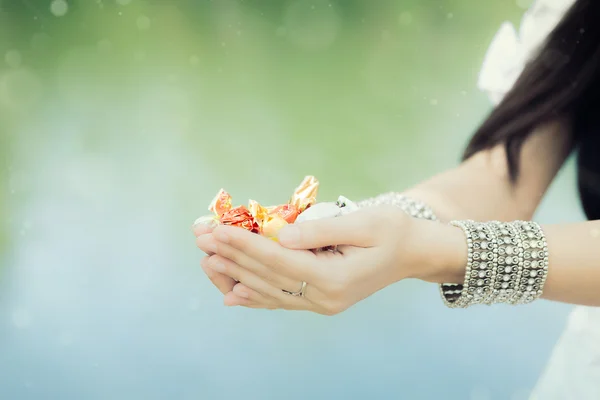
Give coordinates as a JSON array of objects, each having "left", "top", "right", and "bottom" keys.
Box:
[{"left": 194, "top": 176, "right": 320, "bottom": 238}]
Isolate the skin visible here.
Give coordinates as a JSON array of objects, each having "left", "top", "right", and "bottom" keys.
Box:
[{"left": 193, "top": 119, "right": 600, "bottom": 313}]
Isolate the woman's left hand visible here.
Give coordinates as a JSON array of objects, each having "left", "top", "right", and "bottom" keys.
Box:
[{"left": 195, "top": 205, "right": 451, "bottom": 315}]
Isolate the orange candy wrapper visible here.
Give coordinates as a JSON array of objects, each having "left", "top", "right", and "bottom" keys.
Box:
[{"left": 195, "top": 176, "right": 319, "bottom": 239}]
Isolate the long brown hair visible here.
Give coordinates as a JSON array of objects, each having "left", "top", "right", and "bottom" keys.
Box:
[{"left": 464, "top": 0, "right": 600, "bottom": 219}]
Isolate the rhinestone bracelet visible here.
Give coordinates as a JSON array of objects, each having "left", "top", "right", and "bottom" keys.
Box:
[
  {"left": 357, "top": 192, "right": 438, "bottom": 222},
  {"left": 442, "top": 221, "right": 499, "bottom": 308},
  {"left": 355, "top": 194, "right": 550, "bottom": 307},
  {"left": 445, "top": 220, "right": 549, "bottom": 308},
  {"left": 510, "top": 221, "right": 550, "bottom": 304},
  {"left": 489, "top": 221, "right": 523, "bottom": 304}
]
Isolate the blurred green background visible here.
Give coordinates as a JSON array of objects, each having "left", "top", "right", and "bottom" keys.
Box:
[{"left": 0, "top": 0, "right": 583, "bottom": 399}]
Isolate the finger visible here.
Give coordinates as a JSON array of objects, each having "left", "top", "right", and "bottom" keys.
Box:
[
  {"left": 192, "top": 224, "right": 213, "bottom": 237},
  {"left": 201, "top": 257, "right": 236, "bottom": 294},
  {"left": 232, "top": 284, "right": 329, "bottom": 313},
  {"left": 212, "top": 225, "right": 323, "bottom": 283},
  {"left": 209, "top": 240, "right": 313, "bottom": 293},
  {"left": 231, "top": 282, "right": 319, "bottom": 310},
  {"left": 206, "top": 254, "right": 303, "bottom": 305},
  {"left": 206, "top": 255, "right": 317, "bottom": 311},
  {"left": 232, "top": 284, "right": 277, "bottom": 308},
  {"left": 277, "top": 209, "right": 379, "bottom": 249},
  {"left": 196, "top": 233, "right": 218, "bottom": 255},
  {"left": 192, "top": 217, "right": 219, "bottom": 237},
  {"left": 223, "top": 292, "right": 276, "bottom": 309},
  {"left": 232, "top": 283, "right": 323, "bottom": 312}
]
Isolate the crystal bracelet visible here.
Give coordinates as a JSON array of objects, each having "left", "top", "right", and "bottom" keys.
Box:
[
  {"left": 357, "top": 192, "right": 438, "bottom": 222},
  {"left": 357, "top": 194, "right": 550, "bottom": 307},
  {"left": 445, "top": 220, "right": 549, "bottom": 308}
]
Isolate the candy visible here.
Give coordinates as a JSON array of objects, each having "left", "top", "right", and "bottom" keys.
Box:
[
  {"left": 289, "top": 175, "right": 319, "bottom": 213},
  {"left": 335, "top": 195, "right": 359, "bottom": 213},
  {"left": 294, "top": 202, "right": 341, "bottom": 223},
  {"left": 194, "top": 176, "right": 320, "bottom": 236},
  {"left": 266, "top": 204, "right": 299, "bottom": 224},
  {"left": 295, "top": 196, "right": 359, "bottom": 224},
  {"left": 261, "top": 214, "right": 288, "bottom": 239},
  {"left": 194, "top": 181, "right": 363, "bottom": 257},
  {"left": 209, "top": 189, "right": 232, "bottom": 216},
  {"left": 194, "top": 214, "right": 220, "bottom": 229},
  {"left": 220, "top": 206, "right": 260, "bottom": 233},
  {"left": 248, "top": 199, "right": 268, "bottom": 223}
]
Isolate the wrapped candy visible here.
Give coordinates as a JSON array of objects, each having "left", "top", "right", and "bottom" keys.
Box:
[
  {"left": 194, "top": 176, "right": 320, "bottom": 238},
  {"left": 289, "top": 175, "right": 319, "bottom": 213},
  {"left": 194, "top": 175, "right": 362, "bottom": 256},
  {"left": 294, "top": 195, "right": 358, "bottom": 223},
  {"left": 209, "top": 189, "right": 233, "bottom": 216},
  {"left": 220, "top": 206, "right": 260, "bottom": 233}
]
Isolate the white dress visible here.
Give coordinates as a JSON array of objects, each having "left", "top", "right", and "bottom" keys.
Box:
[{"left": 478, "top": 1, "right": 600, "bottom": 398}]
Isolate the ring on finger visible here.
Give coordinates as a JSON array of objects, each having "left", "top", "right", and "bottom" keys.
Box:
[{"left": 282, "top": 281, "right": 307, "bottom": 297}]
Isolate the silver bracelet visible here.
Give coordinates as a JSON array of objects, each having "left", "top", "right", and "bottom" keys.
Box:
[
  {"left": 357, "top": 192, "right": 438, "bottom": 222},
  {"left": 510, "top": 221, "right": 550, "bottom": 304},
  {"left": 490, "top": 221, "right": 523, "bottom": 304},
  {"left": 446, "top": 220, "right": 549, "bottom": 308},
  {"left": 358, "top": 194, "right": 550, "bottom": 307},
  {"left": 442, "top": 221, "right": 499, "bottom": 308}
]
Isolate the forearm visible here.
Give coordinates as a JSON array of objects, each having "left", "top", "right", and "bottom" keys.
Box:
[
  {"left": 404, "top": 157, "right": 533, "bottom": 222},
  {"left": 541, "top": 222, "right": 600, "bottom": 306},
  {"left": 415, "top": 219, "right": 600, "bottom": 307},
  {"left": 404, "top": 120, "right": 571, "bottom": 222}
]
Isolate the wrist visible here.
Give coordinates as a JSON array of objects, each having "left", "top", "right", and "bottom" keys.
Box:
[{"left": 407, "top": 218, "right": 467, "bottom": 284}]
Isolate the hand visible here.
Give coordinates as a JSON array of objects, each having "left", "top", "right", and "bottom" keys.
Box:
[
  {"left": 195, "top": 205, "right": 451, "bottom": 315},
  {"left": 192, "top": 223, "right": 238, "bottom": 296}
]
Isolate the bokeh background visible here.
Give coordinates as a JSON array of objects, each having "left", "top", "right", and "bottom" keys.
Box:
[{"left": 0, "top": 0, "right": 584, "bottom": 399}]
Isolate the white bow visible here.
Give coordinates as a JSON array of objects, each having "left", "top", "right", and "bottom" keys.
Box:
[{"left": 478, "top": 0, "right": 576, "bottom": 105}]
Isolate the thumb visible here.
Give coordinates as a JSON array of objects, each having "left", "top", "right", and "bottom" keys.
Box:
[{"left": 278, "top": 211, "right": 376, "bottom": 249}]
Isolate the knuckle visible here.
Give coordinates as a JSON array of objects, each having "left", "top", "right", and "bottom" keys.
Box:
[
  {"left": 265, "top": 249, "right": 285, "bottom": 270},
  {"left": 261, "top": 271, "right": 274, "bottom": 283}
]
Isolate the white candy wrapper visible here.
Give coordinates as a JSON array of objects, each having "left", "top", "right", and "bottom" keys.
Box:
[
  {"left": 294, "top": 196, "right": 359, "bottom": 223},
  {"left": 293, "top": 195, "right": 359, "bottom": 253}
]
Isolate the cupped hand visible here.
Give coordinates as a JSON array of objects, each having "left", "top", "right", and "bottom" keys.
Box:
[
  {"left": 195, "top": 205, "right": 434, "bottom": 315},
  {"left": 192, "top": 223, "right": 238, "bottom": 295}
]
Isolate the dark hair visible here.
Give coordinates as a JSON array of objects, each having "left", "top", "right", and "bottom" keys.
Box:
[{"left": 464, "top": 0, "right": 600, "bottom": 220}]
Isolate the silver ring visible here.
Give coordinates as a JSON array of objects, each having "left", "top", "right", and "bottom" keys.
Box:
[{"left": 283, "top": 281, "right": 307, "bottom": 297}]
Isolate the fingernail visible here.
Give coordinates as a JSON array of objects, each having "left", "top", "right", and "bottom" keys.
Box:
[
  {"left": 211, "top": 261, "right": 226, "bottom": 273},
  {"left": 278, "top": 226, "right": 299, "bottom": 245},
  {"left": 237, "top": 291, "right": 249, "bottom": 299}
]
